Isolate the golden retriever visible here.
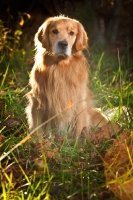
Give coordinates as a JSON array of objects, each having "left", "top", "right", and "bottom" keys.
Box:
[{"left": 26, "top": 15, "right": 108, "bottom": 139}]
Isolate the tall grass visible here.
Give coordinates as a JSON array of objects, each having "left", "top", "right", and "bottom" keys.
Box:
[{"left": 0, "top": 31, "right": 133, "bottom": 199}]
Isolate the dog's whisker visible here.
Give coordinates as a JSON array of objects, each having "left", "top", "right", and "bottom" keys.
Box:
[{"left": 45, "top": 51, "right": 54, "bottom": 56}]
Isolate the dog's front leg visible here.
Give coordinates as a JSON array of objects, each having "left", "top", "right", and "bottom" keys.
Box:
[
  {"left": 26, "top": 94, "right": 44, "bottom": 135},
  {"left": 74, "top": 109, "right": 88, "bottom": 143}
]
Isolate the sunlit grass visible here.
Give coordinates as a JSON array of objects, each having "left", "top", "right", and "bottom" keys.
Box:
[{"left": 0, "top": 43, "right": 133, "bottom": 200}]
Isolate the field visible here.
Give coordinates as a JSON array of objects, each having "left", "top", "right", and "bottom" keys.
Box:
[{"left": 0, "top": 20, "right": 133, "bottom": 200}]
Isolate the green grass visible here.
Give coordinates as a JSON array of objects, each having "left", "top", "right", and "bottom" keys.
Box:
[{"left": 0, "top": 35, "right": 133, "bottom": 200}]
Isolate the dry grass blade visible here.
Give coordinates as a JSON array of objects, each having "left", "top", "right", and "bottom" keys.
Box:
[
  {"left": 0, "top": 101, "right": 73, "bottom": 162},
  {"left": 104, "top": 130, "right": 133, "bottom": 200}
]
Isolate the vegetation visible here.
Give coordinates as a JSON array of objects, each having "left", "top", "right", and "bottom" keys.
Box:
[{"left": 0, "top": 19, "right": 133, "bottom": 200}]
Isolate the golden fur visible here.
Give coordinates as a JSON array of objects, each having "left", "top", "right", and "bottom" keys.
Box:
[{"left": 26, "top": 16, "right": 107, "bottom": 139}]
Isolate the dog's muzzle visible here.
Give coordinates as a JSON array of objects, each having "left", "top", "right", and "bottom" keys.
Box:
[
  {"left": 54, "top": 40, "right": 71, "bottom": 57},
  {"left": 58, "top": 40, "right": 68, "bottom": 50},
  {"left": 57, "top": 40, "right": 69, "bottom": 57}
]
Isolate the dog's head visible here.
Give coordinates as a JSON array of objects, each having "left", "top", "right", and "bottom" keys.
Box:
[{"left": 35, "top": 16, "right": 88, "bottom": 57}]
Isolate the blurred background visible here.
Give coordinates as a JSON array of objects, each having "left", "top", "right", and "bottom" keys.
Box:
[{"left": 0, "top": 0, "right": 133, "bottom": 52}]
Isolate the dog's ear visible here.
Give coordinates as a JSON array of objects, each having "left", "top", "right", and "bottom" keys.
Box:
[
  {"left": 74, "top": 22, "right": 88, "bottom": 51},
  {"left": 34, "top": 20, "right": 51, "bottom": 50}
]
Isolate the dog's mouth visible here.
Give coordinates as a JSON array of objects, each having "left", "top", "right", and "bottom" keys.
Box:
[
  {"left": 55, "top": 51, "right": 69, "bottom": 58},
  {"left": 52, "top": 40, "right": 71, "bottom": 58},
  {"left": 45, "top": 51, "right": 69, "bottom": 59}
]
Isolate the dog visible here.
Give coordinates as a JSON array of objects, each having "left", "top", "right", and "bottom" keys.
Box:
[{"left": 25, "top": 15, "right": 108, "bottom": 140}]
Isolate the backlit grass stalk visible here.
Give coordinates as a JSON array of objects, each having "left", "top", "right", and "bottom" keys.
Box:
[
  {"left": 117, "top": 48, "right": 123, "bottom": 117},
  {"left": 0, "top": 101, "right": 74, "bottom": 162},
  {"left": 0, "top": 64, "right": 9, "bottom": 89}
]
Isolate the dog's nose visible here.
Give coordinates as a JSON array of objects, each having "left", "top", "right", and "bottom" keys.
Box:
[{"left": 58, "top": 41, "right": 68, "bottom": 49}]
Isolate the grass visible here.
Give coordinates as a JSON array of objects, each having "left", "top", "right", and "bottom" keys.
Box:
[{"left": 0, "top": 32, "right": 133, "bottom": 200}]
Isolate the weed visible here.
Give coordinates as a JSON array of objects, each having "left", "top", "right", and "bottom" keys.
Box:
[{"left": 0, "top": 28, "right": 133, "bottom": 200}]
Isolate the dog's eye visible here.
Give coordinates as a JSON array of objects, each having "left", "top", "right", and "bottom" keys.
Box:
[
  {"left": 52, "top": 29, "right": 58, "bottom": 34},
  {"left": 69, "top": 31, "right": 74, "bottom": 36}
]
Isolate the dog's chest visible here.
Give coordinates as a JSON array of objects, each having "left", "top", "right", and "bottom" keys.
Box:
[{"left": 38, "top": 64, "right": 86, "bottom": 111}]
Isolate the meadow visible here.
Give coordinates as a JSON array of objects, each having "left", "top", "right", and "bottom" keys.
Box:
[{"left": 0, "top": 19, "right": 133, "bottom": 199}]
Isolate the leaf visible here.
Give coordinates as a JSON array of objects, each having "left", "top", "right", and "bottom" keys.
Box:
[
  {"left": 83, "top": 121, "right": 120, "bottom": 144},
  {"left": 104, "top": 130, "right": 133, "bottom": 200},
  {"left": 19, "top": 16, "right": 24, "bottom": 26},
  {"left": 14, "top": 30, "right": 22, "bottom": 36},
  {"left": 0, "top": 90, "right": 7, "bottom": 95},
  {"left": 3, "top": 117, "right": 21, "bottom": 128},
  {"left": 64, "top": 101, "right": 73, "bottom": 110},
  {"left": 25, "top": 13, "right": 31, "bottom": 19},
  {"left": 9, "top": 80, "right": 15, "bottom": 85},
  {"left": 0, "top": 134, "right": 6, "bottom": 141}
]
